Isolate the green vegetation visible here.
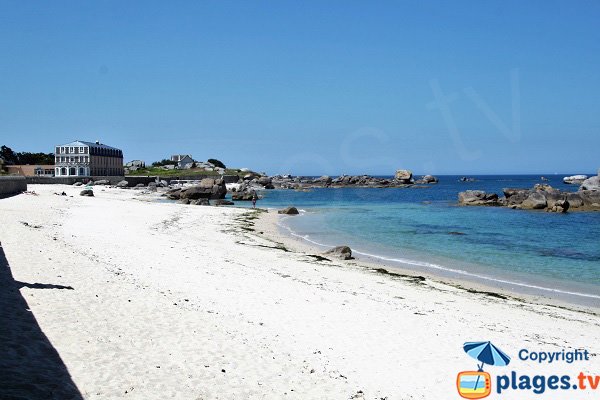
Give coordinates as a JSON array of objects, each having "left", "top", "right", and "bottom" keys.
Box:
[
  {"left": 151, "top": 159, "right": 178, "bottom": 167},
  {"left": 207, "top": 158, "right": 226, "bottom": 169},
  {"left": 1, "top": 145, "right": 54, "bottom": 165},
  {"left": 126, "top": 167, "right": 243, "bottom": 177}
]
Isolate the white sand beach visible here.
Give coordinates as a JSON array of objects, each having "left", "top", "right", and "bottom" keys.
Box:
[{"left": 1, "top": 185, "right": 599, "bottom": 400}]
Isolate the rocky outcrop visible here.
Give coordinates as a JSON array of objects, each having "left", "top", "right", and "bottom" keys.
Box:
[
  {"left": 323, "top": 246, "right": 353, "bottom": 260},
  {"left": 166, "top": 188, "right": 182, "bottom": 200},
  {"left": 563, "top": 175, "right": 587, "bottom": 184},
  {"left": 80, "top": 189, "right": 94, "bottom": 197},
  {"left": 231, "top": 191, "right": 255, "bottom": 201},
  {"left": 460, "top": 185, "right": 600, "bottom": 212},
  {"left": 521, "top": 192, "right": 547, "bottom": 209},
  {"left": 278, "top": 206, "right": 299, "bottom": 215},
  {"left": 415, "top": 175, "right": 438, "bottom": 184},
  {"left": 580, "top": 175, "right": 600, "bottom": 191},
  {"left": 458, "top": 190, "right": 500, "bottom": 206},
  {"left": 270, "top": 170, "right": 438, "bottom": 189},
  {"left": 256, "top": 176, "right": 273, "bottom": 189},
  {"left": 394, "top": 169, "right": 413, "bottom": 184},
  {"left": 179, "top": 178, "right": 226, "bottom": 200},
  {"left": 214, "top": 199, "right": 234, "bottom": 206}
]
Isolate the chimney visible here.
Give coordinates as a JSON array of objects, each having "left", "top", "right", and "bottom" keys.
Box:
[{"left": 95, "top": 140, "right": 100, "bottom": 145}]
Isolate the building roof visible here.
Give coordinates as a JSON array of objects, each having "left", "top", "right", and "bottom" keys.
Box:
[{"left": 58, "top": 140, "right": 121, "bottom": 150}]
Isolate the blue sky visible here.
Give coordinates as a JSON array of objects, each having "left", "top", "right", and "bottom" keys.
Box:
[{"left": 1, "top": 1, "right": 599, "bottom": 175}]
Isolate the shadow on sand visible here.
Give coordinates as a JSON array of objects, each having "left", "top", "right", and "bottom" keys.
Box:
[{"left": 0, "top": 245, "right": 83, "bottom": 400}]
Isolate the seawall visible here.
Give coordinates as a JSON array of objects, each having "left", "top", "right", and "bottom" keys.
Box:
[{"left": 0, "top": 176, "right": 27, "bottom": 197}]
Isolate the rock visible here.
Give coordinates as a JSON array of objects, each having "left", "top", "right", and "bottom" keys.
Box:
[
  {"left": 148, "top": 182, "right": 157, "bottom": 187},
  {"left": 116, "top": 180, "right": 129, "bottom": 188},
  {"left": 566, "top": 193, "right": 584, "bottom": 208},
  {"left": 580, "top": 175, "right": 600, "bottom": 191},
  {"left": 166, "top": 188, "right": 182, "bottom": 200},
  {"left": 521, "top": 192, "right": 547, "bottom": 209},
  {"left": 563, "top": 175, "right": 588, "bottom": 184},
  {"left": 160, "top": 180, "right": 168, "bottom": 187},
  {"left": 135, "top": 183, "right": 145, "bottom": 188},
  {"left": 323, "top": 246, "right": 353, "bottom": 260},
  {"left": 179, "top": 198, "right": 191, "bottom": 205},
  {"left": 214, "top": 199, "right": 234, "bottom": 206},
  {"left": 80, "top": 189, "right": 94, "bottom": 197},
  {"left": 231, "top": 192, "right": 255, "bottom": 201},
  {"left": 180, "top": 178, "right": 227, "bottom": 200},
  {"left": 578, "top": 190, "right": 600, "bottom": 210},
  {"left": 394, "top": 169, "right": 412, "bottom": 182},
  {"left": 422, "top": 175, "right": 438, "bottom": 183},
  {"left": 315, "top": 175, "right": 333, "bottom": 185},
  {"left": 257, "top": 176, "right": 272, "bottom": 186},
  {"left": 190, "top": 198, "right": 210, "bottom": 206},
  {"left": 72, "top": 182, "right": 83, "bottom": 187},
  {"left": 547, "top": 199, "right": 570, "bottom": 213},
  {"left": 458, "top": 190, "right": 499, "bottom": 206},
  {"left": 503, "top": 188, "right": 530, "bottom": 205},
  {"left": 278, "top": 206, "right": 299, "bottom": 215},
  {"left": 93, "top": 179, "right": 110, "bottom": 186}
]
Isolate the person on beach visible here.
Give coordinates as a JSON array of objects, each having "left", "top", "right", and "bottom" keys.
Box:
[{"left": 252, "top": 192, "right": 258, "bottom": 208}]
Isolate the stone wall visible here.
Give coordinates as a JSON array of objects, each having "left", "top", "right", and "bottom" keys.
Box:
[{"left": 0, "top": 176, "right": 27, "bottom": 197}]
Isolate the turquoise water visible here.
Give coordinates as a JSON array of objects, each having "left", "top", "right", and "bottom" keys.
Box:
[{"left": 251, "top": 175, "right": 600, "bottom": 306}]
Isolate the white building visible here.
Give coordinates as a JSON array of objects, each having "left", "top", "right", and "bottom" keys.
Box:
[
  {"left": 170, "top": 154, "right": 194, "bottom": 169},
  {"left": 55, "top": 140, "right": 124, "bottom": 177}
]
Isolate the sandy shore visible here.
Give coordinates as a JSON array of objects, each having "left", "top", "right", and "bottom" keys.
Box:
[
  {"left": 257, "top": 210, "right": 600, "bottom": 311},
  {"left": 1, "top": 185, "right": 599, "bottom": 399}
]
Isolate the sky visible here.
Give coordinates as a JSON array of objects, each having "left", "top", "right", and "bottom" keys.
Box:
[{"left": 1, "top": 1, "right": 599, "bottom": 175}]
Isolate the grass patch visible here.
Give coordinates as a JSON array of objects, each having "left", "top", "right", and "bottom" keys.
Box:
[{"left": 127, "top": 167, "right": 242, "bottom": 177}]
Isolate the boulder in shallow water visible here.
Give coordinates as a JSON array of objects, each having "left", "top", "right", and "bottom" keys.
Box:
[
  {"left": 563, "top": 175, "right": 587, "bottom": 184},
  {"left": 458, "top": 190, "right": 499, "bottom": 206},
  {"left": 394, "top": 169, "right": 413, "bottom": 183},
  {"left": 278, "top": 206, "right": 299, "bottom": 215},
  {"left": 323, "top": 246, "right": 353, "bottom": 260}
]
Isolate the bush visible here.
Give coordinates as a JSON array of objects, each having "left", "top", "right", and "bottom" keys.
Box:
[
  {"left": 208, "top": 158, "right": 226, "bottom": 169},
  {"left": 151, "top": 159, "right": 178, "bottom": 167}
]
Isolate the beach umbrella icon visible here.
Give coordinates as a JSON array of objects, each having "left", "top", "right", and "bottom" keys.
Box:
[
  {"left": 461, "top": 341, "right": 510, "bottom": 397},
  {"left": 463, "top": 341, "right": 511, "bottom": 371}
]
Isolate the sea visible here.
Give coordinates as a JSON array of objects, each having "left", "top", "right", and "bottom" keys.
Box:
[{"left": 250, "top": 175, "right": 600, "bottom": 307}]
